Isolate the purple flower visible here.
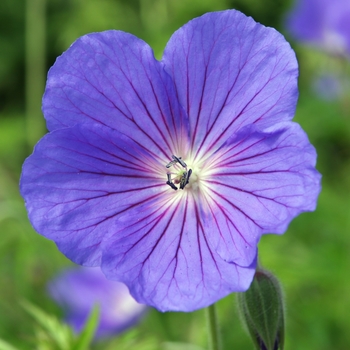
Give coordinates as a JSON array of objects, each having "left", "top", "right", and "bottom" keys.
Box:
[
  {"left": 312, "top": 73, "right": 343, "bottom": 100},
  {"left": 286, "top": 0, "right": 350, "bottom": 56},
  {"left": 20, "top": 10, "right": 321, "bottom": 312},
  {"left": 48, "top": 267, "right": 147, "bottom": 338}
]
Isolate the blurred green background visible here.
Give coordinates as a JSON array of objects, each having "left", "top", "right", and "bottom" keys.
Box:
[{"left": 1, "top": 0, "right": 350, "bottom": 349}]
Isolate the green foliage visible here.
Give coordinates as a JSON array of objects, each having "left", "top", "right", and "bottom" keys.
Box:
[
  {"left": 73, "top": 306, "right": 99, "bottom": 350},
  {"left": 0, "top": 0, "right": 25, "bottom": 112},
  {"left": 162, "top": 342, "right": 206, "bottom": 350},
  {"left": 99, "top": 329, "right": 160, "bottom": 350},
  {"left": 0, "top": 338, "right": 19, "bottom": 350},
  {"left": 226, "top": 0, "right": 292, "bottom": 29},
  {"left": 19, "top": 301, "right": 101, "bottom": 350},
  {"left": 21, "top": 300, "right": 76, "bottom": 350}
]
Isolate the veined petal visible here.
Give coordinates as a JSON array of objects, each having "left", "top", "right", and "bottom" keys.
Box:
[
  {"left": 101, "top": 192, "right": 256, "bottom": 312},
  {"left": 20, "top": 9, "right": 322, "bottom": 313},
  {"left": 43, "top": 30, "right": 189, "bottom": 157},
  {"left": 162, "top": 10, "right": 298, "bottom": 161},
  {"left": 202, "top": 122, "right": 321, "bottom": 263},
  {"left": 20, "top": 123, "right": 168, "bottom": 266}
]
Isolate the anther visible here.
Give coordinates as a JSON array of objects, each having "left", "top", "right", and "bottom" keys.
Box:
[
  {"left": 172, "top": 155, "right": 187, "bottom": 168},
  {"left": 179, "top": 171, "right": 187, "bottom": 189},
  {"left": 186, "top": 169, "right": 192, "bottom": 186},
  {"left": 165, "top": 155, "right": 192, "bottom": 191},
  {"left": 179, "top": 169, "right": 193, "bottom": 189},
  {"left": 166, "top": 181, "right": 178, "bottom": 191},
  {"left": 166, "top": 159, "right": 177, "bottom": 168}
]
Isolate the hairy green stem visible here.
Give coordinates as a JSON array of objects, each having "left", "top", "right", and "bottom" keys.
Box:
[{"left": 205, "top": 303, "right": 221, "bottom": 350}]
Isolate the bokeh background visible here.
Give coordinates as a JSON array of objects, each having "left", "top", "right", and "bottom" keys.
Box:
[{"left": 1, "top": 0, "right": 350, "bottom": 349}]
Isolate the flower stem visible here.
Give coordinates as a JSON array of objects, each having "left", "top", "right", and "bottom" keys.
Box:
[
  {"left": 25, "top": 0, "right": 46, "bottom": 149},
  {"left": 205, "top": 303, "right": 221, "bottom": 350}
]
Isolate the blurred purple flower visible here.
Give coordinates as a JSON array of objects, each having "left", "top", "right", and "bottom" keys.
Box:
[
  {"left": 20, "top": 10, "right": 321, "bottom": 312},
  {"left": 312, "top": 73, "right": 343, "bottom": 100},
  {"left": 48, "top": 267, "right": 147, "bottom": 338},
  {"left": 286, "top": 0, "right": 350, "bottom": 56}
]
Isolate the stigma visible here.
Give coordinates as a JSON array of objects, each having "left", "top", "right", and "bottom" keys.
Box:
[{"left": 165, "top": 155, "right": 192, "bottom": 191}]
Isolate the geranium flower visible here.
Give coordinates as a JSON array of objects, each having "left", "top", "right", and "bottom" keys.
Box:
[
  {"left": 312, "top": 73, "right": 343, "bottom": 100},
  {"left": 20, "top": 10, "right": 321, "bottom": 312},
  {"left": 286, "top": 0, "right": 350, "bottom": 56},
  {"left": 48, "top": 267, "right": 147, "bottom": 338}
]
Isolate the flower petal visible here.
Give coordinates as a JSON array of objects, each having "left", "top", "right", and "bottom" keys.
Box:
[
  {"left": 162, "top": 10, "right": 298, "bottom": 160},
  {"left": 101, "top": 193, "right": 256, "bottom": 312},
  {"left": 43, "top": 30, "right": 189, "bottom": 156},
  {"left": 20, "top": 123, "right": 167, "bottom": 266},
  {"left": 203, "top": 122, "right": 321, "bottom": 263}
]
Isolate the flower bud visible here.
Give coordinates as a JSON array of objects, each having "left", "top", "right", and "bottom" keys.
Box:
[{"left": 237, "top": 268, "right": 285, "bottom": 350}]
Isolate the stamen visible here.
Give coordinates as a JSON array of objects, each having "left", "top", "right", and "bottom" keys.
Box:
[
  {"left": 166, "top": 181, "right": 178, "bottom": 191},
  {"left": 179, "top": 171, "right": 188, "bottom": 189},
  {"left": 165, "top": 155, "right": 192, "bottom": 191},
  {"left": 166, "top": 160, "right": 177, "bottom": 168},
  {"left": 179, "top": 169, "right": 193, "bottom": 189},
  {"left": 172, "top": 155, "right": 187, "bottom": 168},
  {"left": 185, "top": 169, "right": 192, "bottom": 186}
]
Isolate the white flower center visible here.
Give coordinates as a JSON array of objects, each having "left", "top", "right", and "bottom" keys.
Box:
[{"left": 164, "top": 154, "right": 211, "bottom": 197}]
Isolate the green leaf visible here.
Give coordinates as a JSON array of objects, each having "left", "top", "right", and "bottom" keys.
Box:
[
  {"left": 162, "top": 342, "right": 206, "bottom": 350},
  {"left": 21, "top": 300, "right": 74, "bottom": 349},
  {"left": 0, "top": 338, "right": 19, "bottom": 350},
  {"left": 72, "top": 305, "right": 100, "bottom": 350}
]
